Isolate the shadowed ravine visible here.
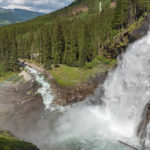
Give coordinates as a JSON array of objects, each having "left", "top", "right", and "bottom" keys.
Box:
[{"left": 1, "top": 30, "right": 150, "bottom": 150}]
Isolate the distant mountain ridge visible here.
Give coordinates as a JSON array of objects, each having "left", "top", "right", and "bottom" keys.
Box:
[{"left": 0, "top": 8, "right": 44, "bottom": 25}]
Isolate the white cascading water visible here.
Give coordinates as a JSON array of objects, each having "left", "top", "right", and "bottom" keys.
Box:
[
  {"left": 45, "top": 30, "right": 150, "bottom": 150},
  {"left": 25, "top": 66, "right": 54, "bottom": 110},
  {"left": 21, "top": 31, "right": 150, "bottom": 150}
]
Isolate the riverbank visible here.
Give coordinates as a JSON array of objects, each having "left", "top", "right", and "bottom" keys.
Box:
[
  {"left": 20, "top": 59, "right": 115, "bottom": 105},
  {"left": 18, "top": 12, "right": 150, "bottom": 105}
]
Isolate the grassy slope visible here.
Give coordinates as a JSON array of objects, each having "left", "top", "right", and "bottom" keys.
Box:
[
  {"left": 0, "top": 130, "right": 39, "bottom": 150},
  {"left": 0, "top": 72, "right": 19, "bottom": 83},
  {"left": 26, "top": 55, "right": 116, "bottom": 87},
  {"left": 0, "top": 63, "right": 21, "bottom": 83},
  {"left": 50, "top": 55, "right": 116, "bottom": 86}
]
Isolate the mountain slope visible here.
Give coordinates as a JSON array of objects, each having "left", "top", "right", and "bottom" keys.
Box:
[
  {"left": 0, "top": 8, "right": 44, "bottom": 25},
  {"left": 0, "top": 0, "right": 150, "bottom": 75},
  {"left": 26, "top": 0, "right": 110, "bottom": 25}
]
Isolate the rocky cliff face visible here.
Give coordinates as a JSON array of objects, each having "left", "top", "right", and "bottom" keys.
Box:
[
  {"left": 137, "top": 103, "right": 150, "bottom": 148},
  {"left": 130, "top": 13, "right": 150, "bottom": 42}
]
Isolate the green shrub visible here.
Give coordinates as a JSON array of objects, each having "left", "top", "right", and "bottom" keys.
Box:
[{"left": 85, "top": 59, "right": 100, "bottom": 69}]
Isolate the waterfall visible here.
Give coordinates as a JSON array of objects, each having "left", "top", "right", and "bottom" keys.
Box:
[
  {"left": 45, "top": 30, "right": 150, "bottom": 150},
  {"left": 21, "top": 31, "right": 150, "bottom": 150}
]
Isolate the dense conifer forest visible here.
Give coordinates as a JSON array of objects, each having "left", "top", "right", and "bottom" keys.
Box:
[{"left": 0, "top": 0, "right": 150, "bottom": 73}]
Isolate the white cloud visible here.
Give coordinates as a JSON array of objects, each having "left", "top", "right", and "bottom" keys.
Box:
[
  {"left": 3, "top": 5, "right": 33, "bottom": 11},
  {"left": 0, "top": 0, "right": 74, "bottom": 13}
]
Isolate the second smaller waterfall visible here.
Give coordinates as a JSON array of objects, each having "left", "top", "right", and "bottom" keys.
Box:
[{"left": 25, "top": 66, "right": 54, "bottom": 110}]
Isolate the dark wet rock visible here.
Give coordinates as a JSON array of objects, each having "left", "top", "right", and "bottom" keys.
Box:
[
  {"left": 88, "top": 72, "right": 108, "bottom": 86},
  {"left": 129, "top": 13, "right": 150, "bottom": 42},
  {"left": 52, "top": 71, "right": 108, "bottom": 106},
  {"left": 137, "top": 102, "right": 150, "bottom": 148},
  {"left": 129, "top": 22, "right": 149, "bottom": 42}
]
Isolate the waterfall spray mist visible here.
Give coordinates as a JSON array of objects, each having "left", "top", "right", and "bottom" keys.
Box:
[
  {"left": 6, "top": 30, "right": 150, "bottom": 150},
  {"left": 47, "top": 30, "right": 150, "bottom": 150}
]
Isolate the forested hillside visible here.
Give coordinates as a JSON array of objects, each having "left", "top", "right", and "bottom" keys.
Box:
[
  {"left": 0, "top": 8, "right": 43, "bottom": 25},
  {"left": 0, "top": 0, "right": 150, "bottom": 72}
]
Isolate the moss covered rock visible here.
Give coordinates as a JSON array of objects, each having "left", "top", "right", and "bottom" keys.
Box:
[
  {"left": 0, "top": 130, "right": 39, "bottom": 150},
  {"left": 103, "top": 12, "right": 150, "bottom": 59}
]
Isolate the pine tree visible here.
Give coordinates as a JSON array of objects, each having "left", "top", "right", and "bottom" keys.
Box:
[
  {"left": 52, "top": 23, "right": 65, "bottom": 65},
  {"left": 113, "top": 0, "right": 129, "bottom": 29},
  {"left": 42, "top": 28, "right": 52, "bottom": 69}
]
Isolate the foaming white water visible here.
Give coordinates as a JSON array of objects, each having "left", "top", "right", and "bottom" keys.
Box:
[
  {"left": 102, "top": 31, "right": 150, "bottom": 138},
  {"left": 20, "top": 31, "right": 150, "bottom": 150},
  {"left": 25, "top": 66, "right": 54, "bottom": 110},
  {"left": 48, "top": 31, "right": 150, "bottom": 150}
]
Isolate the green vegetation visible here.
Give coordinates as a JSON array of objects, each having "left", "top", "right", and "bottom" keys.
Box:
[
  {"left": 0, "top": 130, "right": 39, "bottom": 150},
  {"left": 0, "top": 63, "right": 13, "bottom": 82},
  {"left": 1, "top": 0, "right": 112, "bottom": 72},
  {"left": 0, "top": 72, "right": 18, "bottom": 83},
  {"left": 0, "top": 0, "right": 150, "bottom": 85},
  {"left": 0, "top": 63, "right": 21, "bottom": 83},
  {"left": 50, "top": 56, "right": 116, "bottom": 86}
]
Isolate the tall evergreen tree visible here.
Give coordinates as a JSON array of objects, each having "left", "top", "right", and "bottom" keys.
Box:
[{"left": 52, "top": 23, "right": 65, "bottom": 65}]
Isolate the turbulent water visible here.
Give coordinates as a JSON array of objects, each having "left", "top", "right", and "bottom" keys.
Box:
[
  {"left": 26, "top": 66, "right": 54, "bottom": 110},
  {"left": 23, "top": 31, "right": 150, "bottom": 150}
]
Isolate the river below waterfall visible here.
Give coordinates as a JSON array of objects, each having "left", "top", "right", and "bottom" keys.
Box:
[
  {"left": 11, "top": 30, "right": 150, "bottom": 150},
  {"left": 25, "top": 66, "right": 55, "bottom": 110}
]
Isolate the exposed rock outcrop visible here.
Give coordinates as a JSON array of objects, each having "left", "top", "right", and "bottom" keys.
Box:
[
  {"left": 19, "top": 71, "right": 32, "bottom": 81},
  {"left": 130, "top": 13, "right": 150, "bottom": 42},
  {"left": 110, "top": 0, "right": 116, "bottom": 9},
  {"left": 72, "top": 5, "right": 88, "bottom": 16},
  {"left": 52, "top": 71, "right": 107, "bottom": 105}
]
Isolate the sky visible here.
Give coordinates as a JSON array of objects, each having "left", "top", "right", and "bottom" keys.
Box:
[{"left": 0, "top": 0, "right": 74, "bottom": 13}]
